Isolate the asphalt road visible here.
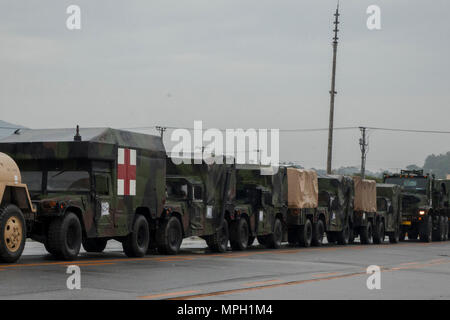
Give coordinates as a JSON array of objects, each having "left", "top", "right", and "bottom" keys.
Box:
[{"left": 0, "top": 238, "right": 449, "bottom": 300}]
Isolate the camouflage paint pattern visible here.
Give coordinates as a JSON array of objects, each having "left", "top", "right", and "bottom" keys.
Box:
[{"left": 0, "top": 128, "right": 166, "bottom": 242}]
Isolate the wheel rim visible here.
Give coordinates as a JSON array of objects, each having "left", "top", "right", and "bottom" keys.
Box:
[
  {"left": 275, "top": 221, "right": 282, "bottom": 244},
  {"left": 306, "top": 223, "right": 312, "bottom": 242},
  {"left": 318, "top": 223, "right": 324, "bottom": 243},
  {"left": 66, "top": 222, "right": 80, "bottom": 250},
  {"left": 240, "top": 223, "right": 248, "bottom": 247},
  {"left": 168, "top": 223, "right": 180, "bottom": 248},
  {"left": 4, "top": 216, "right": 23, "bottom": 252},
  {"left": 137, "top": 224, "right": 146, "bottom": 247}
]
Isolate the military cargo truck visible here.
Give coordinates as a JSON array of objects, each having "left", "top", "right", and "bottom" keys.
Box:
[
  {"left": 318, "top": 175, "right": 354, "bottom": 245},
  {"left": 0, "top": 127, "right": 166, "bottom": 260},
  {"left": 159, "top": 157, "right": 233, "bottom": 254},
  {"left": 351, "top": 177, "right": 378, "bottom": 244},
  {"left": 286, "top": 168, "right": 330, "bottom": 247},
  {"left": 0, "top": 152, "right": 35, "bottom": 263},
  {"left": 384, "top": 170, "right": 449, "bottom": 242},
  {"left": 227, "top": 165, "right": 287, "bottom": 250},
  {"left": 375, "top": 184, "right": 402, "bottom": 243}
]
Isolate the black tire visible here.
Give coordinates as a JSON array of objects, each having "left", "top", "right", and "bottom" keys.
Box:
[
  {"left": 440, "top": 216, "right": 446, "bottom": 241},
  {"left": 312, "top": 220, "right": 325, "bottom": 246},
  {"left": 82, "top": 238, "right": 108, "bottom": 253},
  {"left": 419, "top": 216, "right": 432, "bottom": 243},
  {"left": 257, "top": 235, "right": 267, "bottom": 246},
  {"left": 230, "top": 218, "right": 249, "bottom": 251},
  {"left": 337, "top": 221, "right": 350, "bottom": 245},
  {"left": 389, "top": 225, "right": 400, "bottom": 244},
  {"left": 208, "top": 219, "right": 229, "bottom": 253},
  {"left": 265, "top": 218, "right": 283, "bottom": 249},
  {"left": 287, "top": 228, "right": 298, "bottom": 245},
  {"left": 156, "top": 216, "right": 183, "bottom": 255},
  {"left": 445, "top": 219, "right": 449, "bottom": 241},
  {"left": 408, "top": 230, "right": 418, "bottom": 240},
  {"left": 0, "top": 204, "right": 26, "bottom": 263},
  {"left": 248, "top": 235, "right": 256, "bottom": 247},
  {"left": 348, "top": 225, "right": 355, "bottom": 244},
  {"left": 360, "top": 221, "right": 373, "bottom": 245},
  {"left": 326, "top": 232, "right": 337, "bottom": 244},
  {"left": 298, "top": 219, "right": 313, "bottom": 247},
  {"left": 47, "top": 212, "right": 82, "bottom": 260},
  {"left": 122, "top": 215, "right": 149, "bottom": 257},
  {"left": 373, "top": 221, "right": 385, "bottom": 244}
]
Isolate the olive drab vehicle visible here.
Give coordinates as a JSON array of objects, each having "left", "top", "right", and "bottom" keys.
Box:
[
  {"left": 227, "top": 165, "right": 288, "bottom": 250},
  {"left": 318, "top": 175, "right": 354, "bottom": 245},
  {"left": 384, "top": 170, "right": 450, "bottom": 242},
  {"left": 0, "top": 152, "right": 35, "bottom": 263},
  {"left": 351, "top": 177, "right": 378, "bottom": 244},
  {"left": 0, "top": 127, "right": 166, "bottom": 260},
  {"left": 376, "top": 184, "right": 402, "bottom": 243},
  {"left": 158, "top": 157, "right": 233, "bottom": 254},
  {"left": 285, "top": 168, "right": 330, "bottom": 248}
]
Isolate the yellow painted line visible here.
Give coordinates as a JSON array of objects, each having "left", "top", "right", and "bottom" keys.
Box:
[
  {"left": 243, "top": 279, "right": 282, "bottom": 286},
  {"left": 139, "top": 290, "right": 201, "bottom": 300},
  {"left": 311, "top": 272, "right": 342, "bottom": 278}
]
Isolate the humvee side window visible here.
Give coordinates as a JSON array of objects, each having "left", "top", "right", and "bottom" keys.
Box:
[
  {"left": 193, "top": 185, "right": 203, "bottom": 201},
  {"left": 95, "top": 174, "right": 110, "bottom": 195},
  {"left": 21, "top": 171, "right": 42, "bottom": 192},
  {"left": 47, "top": 171, "right": 90, "bottom": 192}
]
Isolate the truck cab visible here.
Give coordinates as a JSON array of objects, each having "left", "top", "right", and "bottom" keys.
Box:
[{"left": 384, "top": 170, "right": 449, "bottom": 242}]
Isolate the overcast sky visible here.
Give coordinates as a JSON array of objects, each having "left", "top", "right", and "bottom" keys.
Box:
[{"left": 0, "top": 0, "right": 449, "bottom": 171}]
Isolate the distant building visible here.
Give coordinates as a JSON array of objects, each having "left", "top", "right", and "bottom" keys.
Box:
[{"left": 447, "top": 174, "right": 450, "bottom": 180}]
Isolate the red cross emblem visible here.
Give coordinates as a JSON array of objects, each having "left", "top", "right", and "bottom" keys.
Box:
[{"left": 117, "top": 148, "right": 136, "bottom": 196}]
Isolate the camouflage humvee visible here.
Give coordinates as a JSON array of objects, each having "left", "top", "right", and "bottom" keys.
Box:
[
  {"left": 384, "top": 170, "right": 449, "bottom": 242},
  {"left": 0, "top": 127, "right": 166, "bottom": 260},
  {"left": 318, "top": 175, "right": 354, "bottom": 245},
  {"left": 375, "top": 184, "right": 402, "bottom": 243},
  {"left": 158, "top": 157, "right": 233, "bottom": 254},
  {"left": 227, "top": 165, "right": 287, "bottom": 250}
]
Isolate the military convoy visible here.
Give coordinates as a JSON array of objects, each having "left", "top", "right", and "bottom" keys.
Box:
[{"left": 0, "top": 127, "right": 448, "bottom": 263}]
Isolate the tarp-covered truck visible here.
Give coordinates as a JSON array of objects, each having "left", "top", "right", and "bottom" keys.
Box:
[
  {"left": 352, "top": 177, "right": 378, "bottom": 244},
  {"left": 0, "top": 152, "right": 36, "bottom": 263},
  {"left": 0, "top": 127, "right": 166, "bottom": 260},
  {"left": 160, "top": 157, "right": 233, "bottom": 254},
  {"left": 376, "top": 184, "right": 402, "bottom": 243},
  {"left": 286, "top": 168, "right": 331, "bottom": 247},
  {"left": 318, "top": 175, "right": 354, "bottom": 245}
]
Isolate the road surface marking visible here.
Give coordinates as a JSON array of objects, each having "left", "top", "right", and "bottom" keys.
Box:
[
  {"left": 138, "top": 290, "right": 200, "bottom": 299},
  {"left": 243, "top": 279, "right": 282, "bottom": 286}
]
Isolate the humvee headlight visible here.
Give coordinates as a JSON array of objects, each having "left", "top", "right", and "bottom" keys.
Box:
[{"left": 419, "top": 210, "right": 426, "bottom": 215}]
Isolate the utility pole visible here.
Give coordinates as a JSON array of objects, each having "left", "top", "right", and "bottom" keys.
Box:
[
  {"left": 359, "top": 127, "right": 368, "bottom": 179},
  {"left": 326, "top": 2, "right": 340, "bottom": 174},
  {"left": 156, "top": 126, "right": 167, "bottom": 139}
]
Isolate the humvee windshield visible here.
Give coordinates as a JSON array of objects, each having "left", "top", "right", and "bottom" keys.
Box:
[{"left": 384, "top": 177, "right": 427, "bottom": 194}]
